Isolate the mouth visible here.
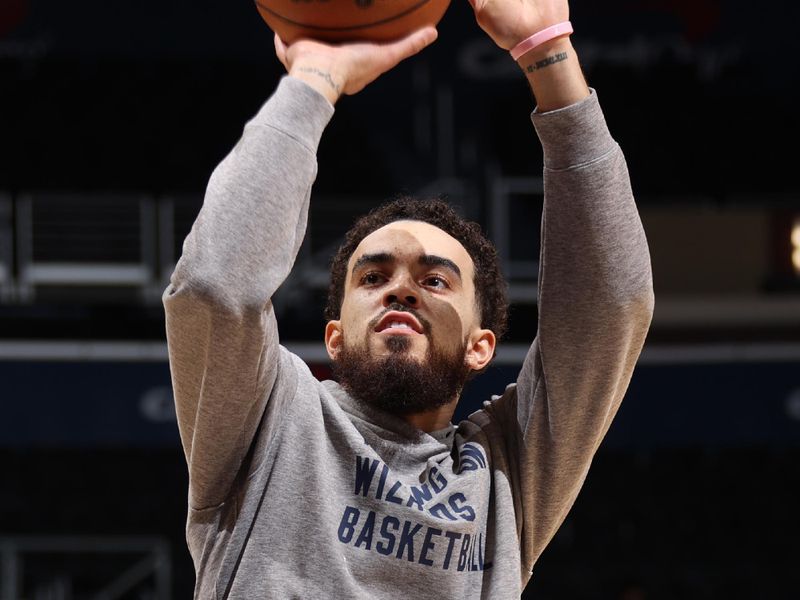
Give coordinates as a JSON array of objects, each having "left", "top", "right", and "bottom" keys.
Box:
[{"left": 374, "top": 311, "right": 424, "bottom": 335}]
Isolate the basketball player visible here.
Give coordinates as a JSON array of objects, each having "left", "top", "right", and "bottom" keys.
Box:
[{"left": 164, "top": 0, "right": 654, "bottom": 596}]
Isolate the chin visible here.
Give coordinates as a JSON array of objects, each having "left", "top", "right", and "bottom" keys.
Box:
[{"left": 380, "top": 333, "right": 427, "bottom": 355}]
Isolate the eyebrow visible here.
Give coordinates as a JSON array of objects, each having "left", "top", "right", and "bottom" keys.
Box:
[
  {"left": 352, "top": 252, "right": 462, "bottom": 281},
  {"left": 419, "top": 254, "right": 462, "bottom": 279}
]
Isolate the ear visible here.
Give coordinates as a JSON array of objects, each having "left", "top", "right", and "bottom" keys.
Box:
[
  {"left": 465, "top": 328, "right": 496, "bottom": 372},
  {"left": 325, "top": 320, "right": 343, "bottom": 360}
]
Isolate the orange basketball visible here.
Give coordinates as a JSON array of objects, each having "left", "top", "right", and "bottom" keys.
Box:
[{"left": 255, "top": 0, "right": 452, "bottom": 44}]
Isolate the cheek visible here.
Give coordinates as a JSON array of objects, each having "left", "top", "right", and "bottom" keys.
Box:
[
  {"left": 340, "top": 295, "right": 374, "bottom": 339},
  {"left": 429, "top": 298, "right": 470, "bottom": 337},
  {"left": 341, "top": 311, "right": 363, "bottom": 338},
  {"left": 452, "top": 300, "right": 482, "bottom": 342}
]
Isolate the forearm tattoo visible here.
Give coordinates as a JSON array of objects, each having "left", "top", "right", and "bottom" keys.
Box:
[
  {"left": 524, "top": 51, "right": 568, "bottom": 73},
  {"left": 296, "top": 67, "right": 341, "bottom": 94}
]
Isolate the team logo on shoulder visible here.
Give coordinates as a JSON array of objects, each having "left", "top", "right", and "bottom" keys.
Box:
[{"left": 457, "top": 443, "right": 487, "bottom": 473}]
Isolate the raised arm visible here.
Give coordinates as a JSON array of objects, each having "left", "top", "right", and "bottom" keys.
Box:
[
  {"left": 467, "top": 0, "right": 655, "bottom": 575},
  {"left": 163, "top": 30, "right": 437, "bottom": 510},
  {"left": 468, "top": 0, "right": 587, "bottom": 110}
]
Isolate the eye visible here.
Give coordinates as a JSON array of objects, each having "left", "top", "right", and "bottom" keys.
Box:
[
  {"left": 423, "top": 275, "right": 449, "bottom": 290},
  {"left": 360, "top": 272, "right": 386, "bottom": 286}
]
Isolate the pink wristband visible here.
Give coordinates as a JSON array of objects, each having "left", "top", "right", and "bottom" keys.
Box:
[{"left": 509, "top": 21, "right": 573, "bottom": 61}]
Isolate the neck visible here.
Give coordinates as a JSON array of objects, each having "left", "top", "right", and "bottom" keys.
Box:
[{"left": 400, "top": 398, "right": 458, "bottom": 433}]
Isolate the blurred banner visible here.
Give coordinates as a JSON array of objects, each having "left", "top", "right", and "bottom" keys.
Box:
[
  {"left": 2, "top": 346, "right": 799, "bottom": 448},
  {"left": 2, "top": 359, "right": 177, "bottom": 447},
  {"left": 3, "top": 0, "right": 798, "bottom": 200},
  {"left": 3, "top": 0, "right": 797, "bottom": 104},
  {"left": 2, "top": 0, "right": 796, "bottom": 72}
]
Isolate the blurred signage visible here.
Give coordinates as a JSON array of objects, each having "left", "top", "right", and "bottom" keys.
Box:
[
  {"left": 0, "top": 0, "right": 793, "bottom": 87},
  {"left": 1, "top": 350, "right": 799, "bottom": 448}
]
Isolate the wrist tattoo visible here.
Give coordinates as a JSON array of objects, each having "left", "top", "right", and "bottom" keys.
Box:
[
  {"left": 297, "top": 67, "right": 341, "bottom": 94},
  {"left": 524, "top": 51, "right": 568, "bottom": 73}
]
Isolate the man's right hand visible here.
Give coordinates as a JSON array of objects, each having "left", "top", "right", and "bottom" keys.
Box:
[{"left": 274, "top": 27, "right": 438, "bottom": 105}]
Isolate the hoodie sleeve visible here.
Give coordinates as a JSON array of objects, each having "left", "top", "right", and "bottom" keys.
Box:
[
  {"left": 163, "top": 76, "right": 334, "bottom": 510},
  {"left": 486, "top": 90, "right": 654, "bottom": 580}
]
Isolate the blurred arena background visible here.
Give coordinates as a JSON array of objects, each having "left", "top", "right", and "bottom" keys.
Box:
[{"left": 1, "top": 0, "right": 799, "bottom": 597}]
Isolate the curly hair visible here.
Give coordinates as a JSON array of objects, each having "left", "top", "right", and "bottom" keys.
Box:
[{"left": 324, "top": 196, "right": 508, "bottom": 342}]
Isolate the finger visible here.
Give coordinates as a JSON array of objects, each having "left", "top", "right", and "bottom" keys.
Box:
[
  {"left": 378, "top": 26, "right": 438, "bottom": 70},
  {"left": 274, "top": 33, "right": 288, "bottom": 68}
]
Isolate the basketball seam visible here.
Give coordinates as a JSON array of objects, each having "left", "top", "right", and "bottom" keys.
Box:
[{"left": 255, "top": 0, "right": 435, "bottom": 32}]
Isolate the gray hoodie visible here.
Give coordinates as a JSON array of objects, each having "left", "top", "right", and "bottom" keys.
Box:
[{"left": 163, "top": 76, "right": 654, "bottom": 599}]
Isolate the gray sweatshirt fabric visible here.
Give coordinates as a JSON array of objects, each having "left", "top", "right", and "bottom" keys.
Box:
[{"left": 164, "top": 75, "right": 654, "bottom": 599}]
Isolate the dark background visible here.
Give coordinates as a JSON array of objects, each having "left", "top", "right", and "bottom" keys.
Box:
[{"left": 1, "top": 0, "right": 799, "bottom": 598}]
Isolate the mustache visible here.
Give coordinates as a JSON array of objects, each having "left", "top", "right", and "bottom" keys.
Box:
[{"left": 368, "top": 303, "right": 432, "bottom": 335}]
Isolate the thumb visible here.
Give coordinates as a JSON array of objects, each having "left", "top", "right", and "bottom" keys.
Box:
[
  {"left": 380, "top": 26, "right": 438, "bottom": 70},
  {"left": 274, "top": 33, "right": 288, "bottom": 68}
]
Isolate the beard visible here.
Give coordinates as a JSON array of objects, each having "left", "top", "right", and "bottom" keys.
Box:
[{"left": 332, "top": 328, "right": 472, "bottom": 417}]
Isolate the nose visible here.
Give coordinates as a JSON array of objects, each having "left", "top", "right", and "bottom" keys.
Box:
[{"left": 383, "top": 273, "right": 418, "bottom": 307}]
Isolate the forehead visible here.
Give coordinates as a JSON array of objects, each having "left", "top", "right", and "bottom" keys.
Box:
[{"left": 348, "top": 220, "right": 474, "bottom": 275}]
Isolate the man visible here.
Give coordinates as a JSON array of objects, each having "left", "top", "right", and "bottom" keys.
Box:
[{"left": 164, "top": 0, "right": 654, "bottom": 596}]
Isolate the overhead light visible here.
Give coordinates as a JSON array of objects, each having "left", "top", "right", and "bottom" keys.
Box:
[{"left": 793, "top": 218, "right": 800, "bottom": 275}]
